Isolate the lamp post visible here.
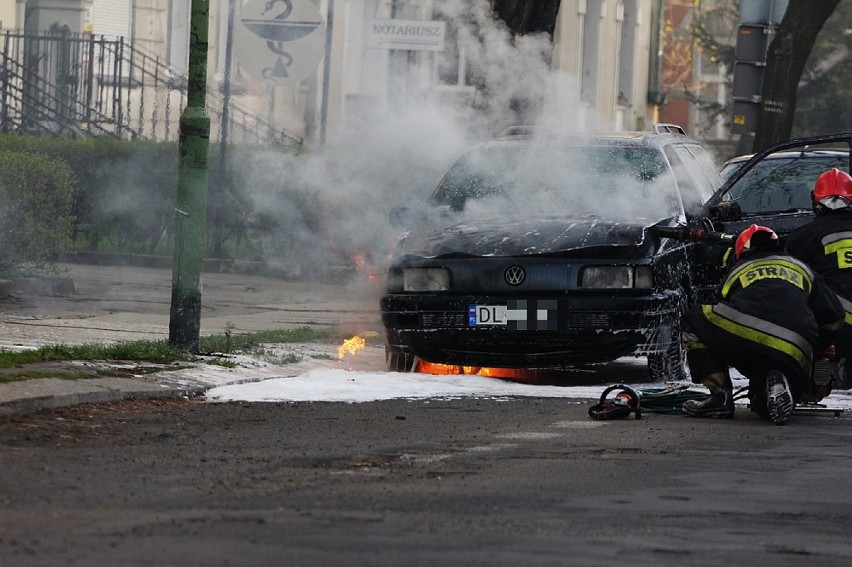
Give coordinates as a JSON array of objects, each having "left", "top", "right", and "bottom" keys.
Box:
[{"left": 169, "top": 0, "right": 210, "bottom": 352}]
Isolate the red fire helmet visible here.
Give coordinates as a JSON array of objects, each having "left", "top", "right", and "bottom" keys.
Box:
[
  {"left": 734, "top": 224, "right": 778, "bottom": 260},
  {"left": 813, "top": 168, "right": 852, "bottom": 202}
]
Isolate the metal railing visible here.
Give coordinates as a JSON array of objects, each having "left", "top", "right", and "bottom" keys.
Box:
[{"left": 0, "top": 29, "right": 302, "bottom": 146}]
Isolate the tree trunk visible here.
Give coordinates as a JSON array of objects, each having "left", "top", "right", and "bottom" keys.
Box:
[
  {"left": 492, "top": 0, "right": 562, "bottom": 35},
  {"left": 752, "top": 0, "right": 840, "bottom": 152}
]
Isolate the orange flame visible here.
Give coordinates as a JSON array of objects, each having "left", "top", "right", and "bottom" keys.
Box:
[
  {"left": 338, "top": 335, "right": 366, "bottom": 360},
  {"left": 415, "top": 360, "right": 540, "bottom": 381},
  {"left": 352, "top": 252, "right": 382, "bottom": 285}
]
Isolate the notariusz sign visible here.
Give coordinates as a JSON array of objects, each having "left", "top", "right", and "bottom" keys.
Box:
[{"left": 367, "top": 19, "right": 446, "bottom": 51}]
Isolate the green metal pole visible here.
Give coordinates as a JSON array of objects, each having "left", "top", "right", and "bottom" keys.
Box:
[{"left": 169, "top": 0, "right": 210, "bottom": 352}]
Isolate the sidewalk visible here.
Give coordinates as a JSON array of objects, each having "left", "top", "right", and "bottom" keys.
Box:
[{"left": 0, "top": 263, "right": 385, "bottom": 417}]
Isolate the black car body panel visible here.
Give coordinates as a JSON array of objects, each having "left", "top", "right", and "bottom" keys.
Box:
[{"left": 397, "top": 217, "right": 652, "bottom": 259}]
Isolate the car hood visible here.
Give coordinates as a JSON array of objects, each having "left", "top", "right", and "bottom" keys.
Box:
[{"left": 396, "top": 216, "right": 658, "bottom": 258}]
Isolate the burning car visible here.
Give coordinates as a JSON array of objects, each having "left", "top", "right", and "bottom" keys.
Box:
[{"left": 380, "top": 125, "right": 725, "bottom": 380}]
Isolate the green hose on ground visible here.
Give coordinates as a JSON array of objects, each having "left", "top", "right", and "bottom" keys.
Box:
[{"left": 635, "top": 385, "right": 710, "bottom": 414}]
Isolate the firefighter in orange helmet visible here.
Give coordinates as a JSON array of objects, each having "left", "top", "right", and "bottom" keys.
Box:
[
  {"left": 681, "top": 224, "right": 844, "bottom": 424},
  {"left": 785, "top": 168, "right": 852, "bottom": 389}
]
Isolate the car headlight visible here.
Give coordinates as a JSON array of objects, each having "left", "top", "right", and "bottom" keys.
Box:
[
  {"left": 403, "top": 268, "right": 450, "bottom": 291},
  {"left": 581, "top": 266, "right": 653, "bottom": 289}
]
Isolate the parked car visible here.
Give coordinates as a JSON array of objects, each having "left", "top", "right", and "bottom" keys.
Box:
[
  {"left": 380, "top": 124, "right": 725, "bottom": 380},
  {"left": 712, "top": 137, "right": 852, "bottom": 239}
]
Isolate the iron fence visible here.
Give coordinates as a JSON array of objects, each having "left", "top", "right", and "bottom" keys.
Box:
[{"left": 0, "top": 29, "right": 301, "bottom": 146}]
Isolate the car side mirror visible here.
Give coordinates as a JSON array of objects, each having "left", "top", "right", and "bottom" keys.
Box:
[{"left": 709, "top": 200, "right": 742, "bottom": 222}]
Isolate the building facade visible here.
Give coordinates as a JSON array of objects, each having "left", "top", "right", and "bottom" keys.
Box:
[{"left": 2, "top": 0, "right": 662, "bottom": 147}]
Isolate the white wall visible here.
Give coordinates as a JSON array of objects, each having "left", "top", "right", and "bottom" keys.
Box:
[
  {"left": 553, "top": 0, "right": 652, "bottom": 132},
  {"left": 0, "top": 0, "right": 19, "bottom": 29}
]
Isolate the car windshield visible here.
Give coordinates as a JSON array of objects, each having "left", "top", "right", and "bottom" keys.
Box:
[
  {"left": 724, "top": 154, "right": 850, "bottom": 214},
  {"left": 431, "top": 142, "right": 681, "bottom": 221}
]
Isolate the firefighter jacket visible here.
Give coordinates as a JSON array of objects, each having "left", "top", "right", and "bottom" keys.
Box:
[
  {"left": 694, "top": 249, "right": 844, "bottom": 377},
  {"left": 785, "top": 211, "right": 852, "bottom": 330}
]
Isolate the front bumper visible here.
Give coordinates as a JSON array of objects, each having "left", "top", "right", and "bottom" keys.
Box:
[{"left": 381, "top": 291, "right": 682, "bottom": 368}]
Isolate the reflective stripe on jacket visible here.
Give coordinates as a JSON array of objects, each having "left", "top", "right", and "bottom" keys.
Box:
[
  {"left": 721, "top": 255, "right": 814, "bottom": 298},
  {"left": 698, "top": 250, "right": 844, "bottom": 376},
  {"left": 701, "top": 303, "right": 812, "bottom": 372}
]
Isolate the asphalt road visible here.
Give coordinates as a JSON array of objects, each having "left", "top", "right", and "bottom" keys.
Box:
[
  {"left": 3, "top": 263, "right": 852, "bottom": 566},
  {"left": 2, "top": 396, "right": 852, "bottom": 566}
]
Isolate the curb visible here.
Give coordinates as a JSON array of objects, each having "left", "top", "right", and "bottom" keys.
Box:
[
  {"left": 0, "top": 377, "right": 208, "bottom": 418},
  {"left": 0, "top": 358, "right": 299, "bottom": 418}
]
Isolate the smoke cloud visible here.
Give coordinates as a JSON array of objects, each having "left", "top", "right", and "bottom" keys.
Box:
[{"left": 232, "top": 0, "right": 577, "bottom": 283}]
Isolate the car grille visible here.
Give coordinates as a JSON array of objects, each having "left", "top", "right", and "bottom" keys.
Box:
[
  {"left": 568, "top": 313, "right": 611, "bottom": 328},
  {"left": 420, "top": 312, "right": 468, "bottom": 327},
  {"left": 408, "top": 330, "right": 642, "bottom": 366}
]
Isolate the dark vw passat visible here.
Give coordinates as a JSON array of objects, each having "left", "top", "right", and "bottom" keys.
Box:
[{"left": 380, "top": 125, "right": 726, "bottom": 380}]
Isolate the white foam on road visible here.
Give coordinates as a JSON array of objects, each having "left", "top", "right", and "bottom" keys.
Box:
[{"left": 206, "top": 367, "right": 852, "bottom": 410}]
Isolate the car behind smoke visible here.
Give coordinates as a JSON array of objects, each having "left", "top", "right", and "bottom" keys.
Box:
[{"left": 380, "top": 125, "right": 724, "bottom": 380}]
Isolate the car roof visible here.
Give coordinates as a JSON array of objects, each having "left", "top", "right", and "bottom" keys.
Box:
[
  {"left": 724, "top": 148, "right": 850, "bottom": 166},
  {"left": 488, "top": 124, "right": 695, "bottom": 149}
]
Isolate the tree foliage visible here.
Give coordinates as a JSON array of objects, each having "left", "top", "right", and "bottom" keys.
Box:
[
  {"left": 792, "top": 0, "right": 852, "bottom": 138},
  {"left": 492, "top": 0, "right": 562, "bottom": 35}
]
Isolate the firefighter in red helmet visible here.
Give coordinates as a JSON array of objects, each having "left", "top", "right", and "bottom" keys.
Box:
[
  {"left": 681, "top": 224, "right": 844, "bottom": 424},
  {"left": 786, "top": 168, "right": 852, "bottom": 388}
]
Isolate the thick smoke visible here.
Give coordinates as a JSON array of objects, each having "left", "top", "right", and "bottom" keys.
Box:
[{"left": 233, "top": 0, "right": 565, "bottom": 282}]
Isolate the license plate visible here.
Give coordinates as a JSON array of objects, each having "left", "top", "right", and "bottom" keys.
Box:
[
  {"left": 468, "top": 300, "right": 559, "bottom": 330},
  {"left": 468, "top": 305, "right": 507, "bottom": 325}
]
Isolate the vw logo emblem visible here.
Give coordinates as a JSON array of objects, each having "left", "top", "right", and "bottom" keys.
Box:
[{"left": 504, "top": 266, "right": 526, "bottom": 286}]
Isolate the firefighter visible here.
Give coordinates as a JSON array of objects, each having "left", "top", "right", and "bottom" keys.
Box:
[
  {"left": 681, "top": 224, "right": 844, "bottom": 425},
  {"left": 785, "top": 168, "right": 852, "bottom": 388}
]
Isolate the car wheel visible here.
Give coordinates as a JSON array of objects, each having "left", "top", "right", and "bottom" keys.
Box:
[
  {"left": 386, "top": 349, "right": 417, "bottom": 372},
  {"left": 647, "top": 331, "right": 686, "bottom": 382}
]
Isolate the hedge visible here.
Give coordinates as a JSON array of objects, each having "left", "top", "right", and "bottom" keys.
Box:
[
  {"left": 0, "top": 150, "right": 77, "bottom": 275},
  {"left": 0, "top": 134, "right": 308, "bottom": 262}
]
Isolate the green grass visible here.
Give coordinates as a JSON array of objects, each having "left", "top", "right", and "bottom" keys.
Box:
[
  {"left": 249, "top": 350, "right": 304, "bottom": 366},
  {"left": 207, "top": 358, "right": 238, "bottom": 369},
  {"left": 0, "top": 340, "right": 194, "bottom": 368},
  {"left": 199, "top": 326, "right": 332, "bottom": 354},
  {"left": 0, "top": 326, "right": 334, "bottom": 372},
  {"left": 0, "top": 365, "right": 191, "bottom": 384}
]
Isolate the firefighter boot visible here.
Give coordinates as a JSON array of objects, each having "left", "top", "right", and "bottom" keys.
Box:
[
  {"left": 683, "top": 372, "right": 734, "bottom": 419},
  {"left": 765, "top": 370, "right": 793, "bottom": 425}
]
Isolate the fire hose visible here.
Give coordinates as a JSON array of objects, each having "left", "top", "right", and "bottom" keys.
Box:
[
  {"left": 588, "top": 384, "right": 711, "bottom": 420},
  {"left": 651, "top": 225, "right": 734, "bottom": 244}
]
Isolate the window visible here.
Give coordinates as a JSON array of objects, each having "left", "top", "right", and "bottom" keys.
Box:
[
  {"left": 665, "top": 144, "right": 719, "bottom": 215},
  {"left": 617, "top": 0, "right": 637, "bottom": 107},
  {"left": 580, "top": 0, "right": 603, "bottom": 104},
  {"left": 434, "top": 20, "right": 473, "bottom": 89}
]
